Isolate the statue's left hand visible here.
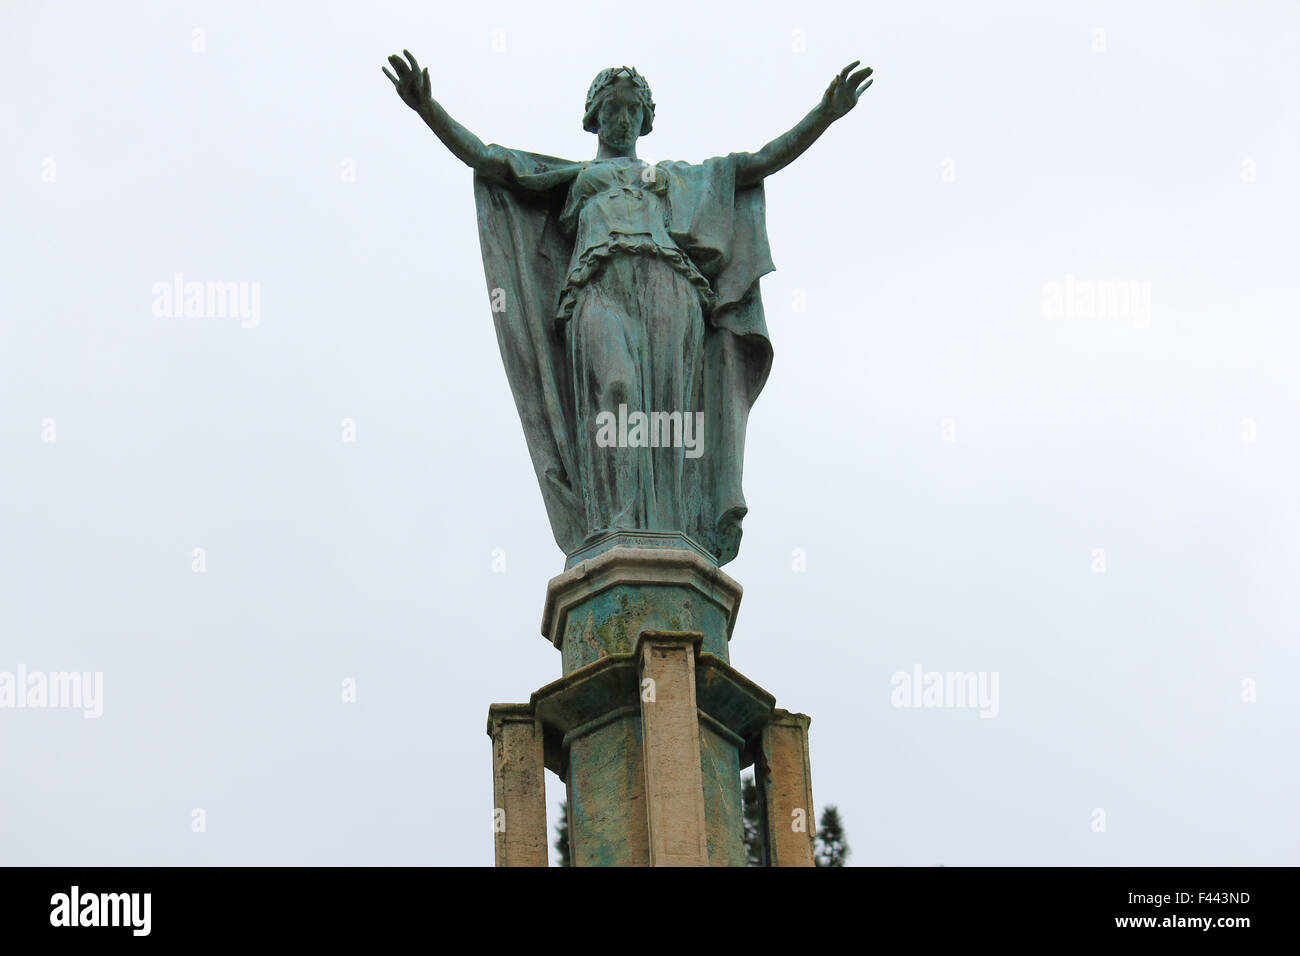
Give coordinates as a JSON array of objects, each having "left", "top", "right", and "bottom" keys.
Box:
[{"left": 821, "top": 61, "right": 874, "bottom": 119}]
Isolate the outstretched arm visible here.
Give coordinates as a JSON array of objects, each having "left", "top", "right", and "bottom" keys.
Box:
[
  {"left": 736, "top": 61, "right": 873, "bottom": 187},
  {"left": 383, "top": 50, "right": 490, "bottom": 170}
]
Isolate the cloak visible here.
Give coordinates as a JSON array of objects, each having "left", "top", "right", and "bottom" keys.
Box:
[{"left": 472, "top": 144, "right": 775, "bottom": 566}]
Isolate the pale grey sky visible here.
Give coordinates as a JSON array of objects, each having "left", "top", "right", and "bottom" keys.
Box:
[{"left": 2, "top": 0, "right": 1297, "bottom": 865}]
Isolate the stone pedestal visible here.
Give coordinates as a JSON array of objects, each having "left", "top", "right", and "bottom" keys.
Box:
[
  {"left": 542, "top": 545, "right": 741, "bottom": 675},
  {"left": 486, "top": 546, "right": 819, "bottom": 867}
]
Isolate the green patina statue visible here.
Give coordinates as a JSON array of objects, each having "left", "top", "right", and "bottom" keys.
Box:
[{"left": 384, "top": 52, "right": 873, "bottom": 566}]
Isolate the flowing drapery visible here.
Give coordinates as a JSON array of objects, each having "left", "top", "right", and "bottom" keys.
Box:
[{"left": 472, "top": 145, "right": 775, "bottom": 565}]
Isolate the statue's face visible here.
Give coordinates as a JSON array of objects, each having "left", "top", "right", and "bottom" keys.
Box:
[{"left": 595, "top": 81, "right": 644, "bottom": 152}]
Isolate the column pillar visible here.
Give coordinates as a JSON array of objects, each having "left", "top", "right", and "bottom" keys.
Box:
[
  {"left": 487, "top": 703, "right": 548, "bottom": 867},
  {"left": 637, "top": 632, "right": 709, "bottom": 867},
  {"left": 758, "top": 709, "right": 816, "bottom": 867},
  {"left": 490, "top": 546, "right": 821, "bottom": 867}
]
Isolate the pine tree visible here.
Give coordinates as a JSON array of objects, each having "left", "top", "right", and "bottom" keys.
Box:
[
  {"left": 741, "top": 772, "right": 763, "bottom": 866},
  {"left": 555, "top": 799, "right": 571, "bottom": 867},
  {"left": 814, "top": 805, "right": 850, "bottom": 867}
]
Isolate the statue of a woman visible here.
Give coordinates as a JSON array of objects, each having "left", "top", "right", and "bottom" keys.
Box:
[{"left": 384, "top": 53, "right": 873, "bottom": 566}]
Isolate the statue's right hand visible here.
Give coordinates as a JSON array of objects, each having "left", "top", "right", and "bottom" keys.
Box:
[{"left": 383, "top": 50, "right": 432, "bottom": 113}]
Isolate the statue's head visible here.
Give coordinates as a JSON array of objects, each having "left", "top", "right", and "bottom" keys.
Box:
[{"left": 583, "top": 66, "right": 655, "bottom": 150}]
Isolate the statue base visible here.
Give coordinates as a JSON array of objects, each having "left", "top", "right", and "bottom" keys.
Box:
[
  {"left": 543, "top": 545, "right": 740, "bottom": 674},
  {"left": 487, "top": 547, "right": 818, "bottom": 866},
  {"left": 564, "top": 529, "right": 716, "bottom": 569}
]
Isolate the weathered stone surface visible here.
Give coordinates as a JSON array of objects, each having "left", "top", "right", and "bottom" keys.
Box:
[
  {"left": 638, "top": 632, "right": 709, "bottom": 866},
  {"left": 695, "top": 654, "right": 775, "bottom": 740},
  {"left": 526, "top": 624, "right": 780, "bottom": 866},
  {"left": 758, "top": 709, "right": 817, "bottom": 867},
  {"left": 487, "top": 554, "right": 820, "bottom": 867},
  {"left": 699, "top": 718, "right": 746, "bottom": 866},
  {"left": 486, "top": 704, "right": 548, "bottom": 867},
  {"left": 565, "top": 529, "right": 715, "bottom": 569},
  {"left": 695, "top": 653, "right": 775, "bottom": 867},
  {"left": 567, "top": 710, "right": 648, "bottom": 866},
  {"left": 542, "top": 546, "right": 741, "bottom": 674}
]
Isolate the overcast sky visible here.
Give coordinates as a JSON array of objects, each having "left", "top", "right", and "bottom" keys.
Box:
[{"left": 2, "top": 0, "right": 1297, "bottom": 865}]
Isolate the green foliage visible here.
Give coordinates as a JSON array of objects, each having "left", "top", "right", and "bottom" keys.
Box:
[
  {"left": 814, "top": 805, "right": 850, "bottom": 867},
  {"left": 555, "top": 799, "right": 571, "bottom": 867},
  {"left": 741, "top": 772, "right": 763, "bottom": 867}
]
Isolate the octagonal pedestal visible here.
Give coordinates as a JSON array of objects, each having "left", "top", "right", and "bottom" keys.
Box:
[{"left": 542, "top": 546, "right": 742, "bottom": 675}]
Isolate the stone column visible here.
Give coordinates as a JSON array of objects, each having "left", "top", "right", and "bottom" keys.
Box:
[
  {"left": 486, "top": 703, "right": 548, "bottom": 867},
  {"left": 757, "top": 709, "right": 816, "bottom": 867},
  {"left": 530, "top": 639, "right": 774, "bottom": 864},
  {"left": 490, "top": 544, "right": 821, "bottom": 867},
  {"left": 538, "top": 547, "right": 748, "bottom": 865},
  {"left": 637, "top": 632, "right": 709, "bottom": 866}
]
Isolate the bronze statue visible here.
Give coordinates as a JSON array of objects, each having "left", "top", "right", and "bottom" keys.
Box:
[{"left": 384, "top": 52, "right": 873, "bottom": 565}]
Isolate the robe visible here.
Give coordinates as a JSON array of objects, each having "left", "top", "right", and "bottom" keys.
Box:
[{"left": 472, "top": 144, "right": 775, "bottom": 566}]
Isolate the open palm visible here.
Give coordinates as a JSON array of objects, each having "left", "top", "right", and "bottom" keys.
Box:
[
  {"left": 822, "top": 60, "right": 873, "bottom": 119},
  {"left": 383, "top": 49, "right": 432, "bottom": 113}
]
